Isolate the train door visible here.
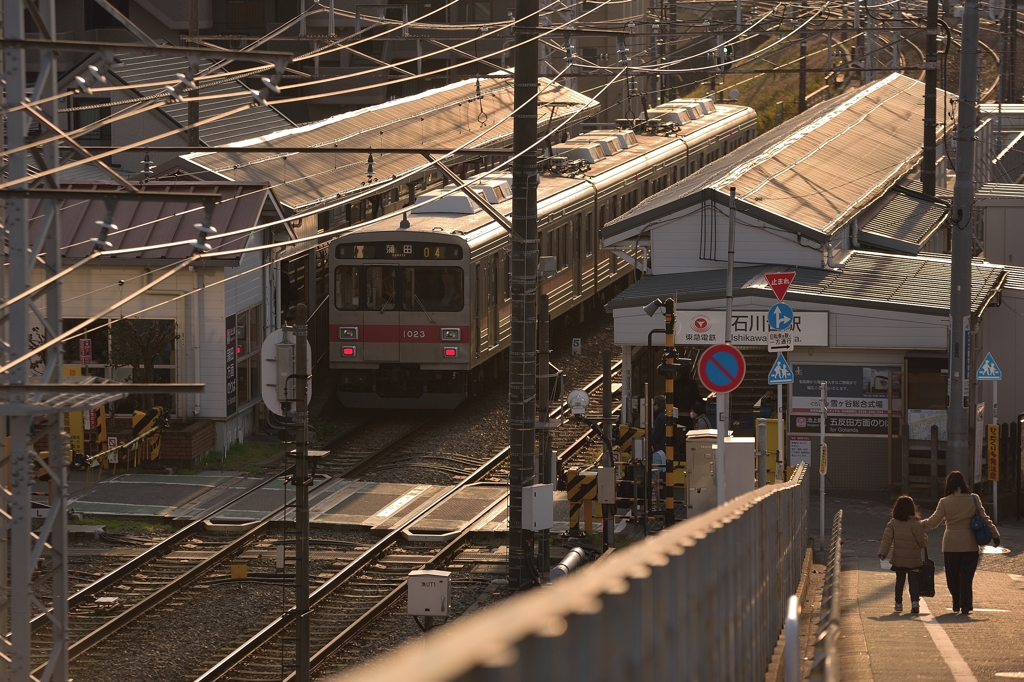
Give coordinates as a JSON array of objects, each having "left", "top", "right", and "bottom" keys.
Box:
[
  {"left": 363, "top": 265, "right": 400, "bottom": 363},
  {"left": 488, "top": 253, "right": 499, "bottom": 348},
  {"left": 572, "top": 215, "right": 582, "bottom": 297},
  {"left": 475, "top": 262, "right": 485, "bottom": 355}
]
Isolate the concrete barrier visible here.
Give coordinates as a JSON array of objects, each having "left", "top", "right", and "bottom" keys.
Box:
[{"left": 333, "top": 463, "right": 809, "bottom": 682}]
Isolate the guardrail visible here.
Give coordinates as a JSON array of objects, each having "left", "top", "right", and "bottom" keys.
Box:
[
  {"left": 809, "top": 509, "right": 843, "bottom": 682},
  {"left": 332, "top": 463, "right": 809, "bottom": 682}
]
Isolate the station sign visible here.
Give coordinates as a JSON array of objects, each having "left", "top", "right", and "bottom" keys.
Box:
[{"left": 674, "top": 310, "right": 828, "bottom": 346}]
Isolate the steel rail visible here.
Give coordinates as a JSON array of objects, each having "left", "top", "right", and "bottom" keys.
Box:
[
  {"left": 282, "top": 494, "right": 509, "bottom": 681},
  {"left": 193, "top": 364, "right": 619, "bottom": 682},
  {"left": 31, "top": 474, "right": 332, "bottom": 676},
  {"left": 331, "top": 415, "right": 437, "bottom": 478},
  {"left": 30, "top": 465, "right": 295, "bottom": 631}
]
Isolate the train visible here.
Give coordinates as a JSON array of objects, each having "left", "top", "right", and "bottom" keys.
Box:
[{"left": 328, "top": 97, "right": 758, "bottom": 408}]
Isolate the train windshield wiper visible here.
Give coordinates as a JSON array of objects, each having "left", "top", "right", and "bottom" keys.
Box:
[
  {"left": 379, "top": 290, "right": 395, "bottom": 314},
  {"left": 413, "top": 293, "right": 435, "bottom": 323}
]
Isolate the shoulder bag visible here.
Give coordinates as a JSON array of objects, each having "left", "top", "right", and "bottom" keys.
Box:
[
  {"left": 970, "top": 495, "right": 993, "bottom": 546},
  {"left": 918, "top": 548, "right": 936, "bottom": 598}
]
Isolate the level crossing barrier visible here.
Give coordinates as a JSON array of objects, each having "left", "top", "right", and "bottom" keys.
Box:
[
  {"left": 809, "top": 510, "right": 843, "bottom": 682},
  {"left": 334, "top": 463, "right": 809, "bottom": 682}
]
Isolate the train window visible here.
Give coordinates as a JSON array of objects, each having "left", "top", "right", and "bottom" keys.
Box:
[
  {"left": 402, "top": 266, "right": 464, "bottom": 312},
  {"left": 366, "top": 266, "right": 398, "bottom": 312},
  {"left": 672, "top": 167, "right": 677, "bottom": 184},
  {"left": 334, "top": 267, "right": 361, "bottom": 310}
]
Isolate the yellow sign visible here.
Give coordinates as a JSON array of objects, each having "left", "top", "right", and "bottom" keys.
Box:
[
  {"left": 62, "top": 367, "right": 85, "bottom": 453},
  {"left": 819, "top": 444, "right": 828, "bottom": 475},
  {"left": 987, "top": 424, "right": 1000, "bottom": 481}
]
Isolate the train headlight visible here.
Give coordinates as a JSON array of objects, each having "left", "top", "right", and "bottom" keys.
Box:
[
  {"left": 342, "top": 346, "right": 356, "bottom": 357},
  {"left": 440, "top": 328, "right": 460, "bottom": 341},
  {"left": 338, "top": 327, "right": 358, "bottom": 340},
  {"left": 443, "top": 347, "right": 458, "bottom": 358}
]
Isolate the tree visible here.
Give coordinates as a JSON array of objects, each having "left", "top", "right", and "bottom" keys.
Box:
[{"left": 111, "top": 318, "right": 178, "bottom": 411}]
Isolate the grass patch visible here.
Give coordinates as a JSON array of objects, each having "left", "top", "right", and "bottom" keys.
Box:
[
  {"left": 73, "top": 514, "right": 171, "bottom": 534},
  {"left": 310, "top": 416, "right": 339, "bottom": 445},
  {"left": 198, "top": 441, "right": 284, "bottom": 473}
]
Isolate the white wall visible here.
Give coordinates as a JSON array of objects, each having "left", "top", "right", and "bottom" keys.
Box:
[
  {"left": 978, "top": 289, "right": 1024, "bottom": 422},
  {"left": 648, "top": 205, "right": 826, "bottom": 275}
]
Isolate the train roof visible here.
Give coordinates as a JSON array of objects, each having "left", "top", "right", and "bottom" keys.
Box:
[
  {"left": 603, "top": 74, "right": 957, "bottom": 243},
  {"left": 181, "top": 76, "right": 598, "bottom": 212},
  {"left": 335, "top": 102, "right": 756, "bottom": 247}
]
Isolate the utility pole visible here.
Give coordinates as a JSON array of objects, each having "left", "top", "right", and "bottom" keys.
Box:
[
  {"left": 662, "top": 304, "right": 678, "bottom": 526},
  {"left": 798, "top": 35, "right": 808, "bottom": 112},
  {"left": 2, "top": 2, "right": 70, "bottom": 679},
  {"left": 602, "top": 350, "right": 614, "bottom": 549},
  {"left": 948, "top": 0, "right": 981, "bottom": 477},
  {"left": 188, "top": 0, "right": 200, "bottom": 148},
  {"left": 509, "top": 0, "right": 539, "bottom": 588},
  {"left": 293, "top": 303, "right": 310, "bottom": 682},
  {"left": 537, "top": 295, "right": 551, "bottom": 578},
  {"left": 922, "top": 0, "right": 939, "bottom": 196}
]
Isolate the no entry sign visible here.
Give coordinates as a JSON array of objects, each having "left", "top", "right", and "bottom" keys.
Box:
[{"left": 698, "top": 344, "right": 746, "bottom": 393}]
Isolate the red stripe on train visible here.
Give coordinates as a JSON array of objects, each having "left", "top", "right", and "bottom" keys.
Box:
[{"left": 330, "top": 325, "right": 470, "bottom": 344}]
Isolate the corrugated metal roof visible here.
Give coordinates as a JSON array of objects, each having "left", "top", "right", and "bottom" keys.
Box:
[
  {"left": 183, "top": 76, "right": 598, "bottom": 211},
  {"left": 975, "top": 182, "right": 1024, "bottom": 199},
  {"left": 107, "top": 51, "right": 293, "bottom": 146},
  {"left": 1004, "top": 264, "right": 1024, "bottom": 290},
  {"left": 604, "top": 74, "right": 954, "bottom": 241},
  {"left": 27, "top": 182, "right": 271, "bottom": 262},
  {"left": 606, "top": 251, "right": 1004, "bottom": 316},
  {"left": 858, "top": 185, "right": 948, "bottom": 254}
]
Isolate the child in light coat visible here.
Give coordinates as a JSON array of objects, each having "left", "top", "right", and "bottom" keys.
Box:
[{"left": 878, "top": 495, "right": 928, "bottom": 614}]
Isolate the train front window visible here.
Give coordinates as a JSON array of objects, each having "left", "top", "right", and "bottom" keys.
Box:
[
  {"left": 334, "top": 267, "right": 360, "bottom": 310},
  {"left": 367, "top": 266, "right": 398, "bottom": 312},
  {"left": 402, "top": 267, "right": 464, "bottom": 312}
]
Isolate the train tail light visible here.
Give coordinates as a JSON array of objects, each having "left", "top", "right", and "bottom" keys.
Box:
[
  {"left": 443, "top": 347, "right": 458, "bottom": 358},
  {"left": 342, "top": 346, "right": 356, "bottom": 357}
]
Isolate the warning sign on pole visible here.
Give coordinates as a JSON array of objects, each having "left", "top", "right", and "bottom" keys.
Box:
[{"left": 987, "top": 424, "right": 1000, "bottom": 481}]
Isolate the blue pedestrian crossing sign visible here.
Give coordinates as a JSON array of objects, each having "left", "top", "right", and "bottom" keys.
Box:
[
  {"left": 768, "top": 302, "right": 794, "bottom": 331},
  {"left": 976, "top": 352, "right": 1002, "bottom": 381},
  {"left": 768, "top": 353, "right": 794, "bottom": 385}
]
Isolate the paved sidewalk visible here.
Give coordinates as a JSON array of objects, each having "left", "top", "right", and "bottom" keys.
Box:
[{"left": 813, "top": 494, "right": 1024, "bottom": 681}]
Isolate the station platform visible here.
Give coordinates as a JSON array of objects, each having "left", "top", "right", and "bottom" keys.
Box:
[
  {"left": 815, "top": 495, "right": 1024, "bottom": 680},
  {"left": 65, "top": 472, "right": 571, "bottom": 534}
]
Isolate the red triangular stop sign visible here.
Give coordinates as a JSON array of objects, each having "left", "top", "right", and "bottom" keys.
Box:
[{"left": 765, "top": 272, "right": 796, "bottom": 301}]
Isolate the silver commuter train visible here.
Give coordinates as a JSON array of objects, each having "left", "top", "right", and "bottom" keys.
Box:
[{"left": 329, "top": 98, "right": 758, "bottom": 408}]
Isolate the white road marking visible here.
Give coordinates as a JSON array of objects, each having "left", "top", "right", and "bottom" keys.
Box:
[
  {"left": 945, "top": 608, "right": 1010, "bottom": 613},
  {"left": 1009, "top": 574, "right": 1024, "bottom": 582},
  {"left": 994, "top": 674, "right": 1024, "bottom": 679},
  {"left": 919, "top": 599, "right": 978, "bottom": 682},
  {"left": 374, "top": 486, "right": 427, "bottom": 517}
]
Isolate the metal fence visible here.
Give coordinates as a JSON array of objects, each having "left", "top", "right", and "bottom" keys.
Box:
[
  {"left": 333, "top": 464, "right": 809, "bottom": 682},
  {"left": 809, "top": 510, "right": 843, "bottom": 682}
]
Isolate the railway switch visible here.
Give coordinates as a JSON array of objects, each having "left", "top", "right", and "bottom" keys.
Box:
[{"left": 407, "top": 569, "right": 451, "bottom": 617}]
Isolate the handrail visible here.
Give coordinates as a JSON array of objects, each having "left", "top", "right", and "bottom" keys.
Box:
[
  {"left": 331, "top": 463, "right": 809, "bottom": 682},
  {"left": 809, "top": 509, "right": 843, "bottom": 682}
]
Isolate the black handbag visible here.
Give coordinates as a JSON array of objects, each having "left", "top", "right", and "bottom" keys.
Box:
[
  {"left": 970, "top": 495, "right": 993, "bottom": 546},
  {"left": 918, "top": 548, "right": 936, "bottom": 598}
]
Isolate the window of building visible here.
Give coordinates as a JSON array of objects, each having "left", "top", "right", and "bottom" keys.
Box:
[
  {"left": 234, "top": 305, "right": 263, "bottom": 406},
  {"left": 72, "top": 97, "right": 112, "bottom": 147},
  {"left": 84, "top": 0, "right": 128, "bottom": 30},
  {"left": 110, "top": 318, "right": 177, "bottom": 413}
]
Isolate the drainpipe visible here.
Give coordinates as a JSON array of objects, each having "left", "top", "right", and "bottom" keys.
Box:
[
  {"left": 822, "top": 240, "right": 843, "bottom": 269},
  {"left": 192, "top": 268, "right": 202, "bottom": 417},
  {"left": 851, "top": 218, "right": 861, "bottom": 248}
]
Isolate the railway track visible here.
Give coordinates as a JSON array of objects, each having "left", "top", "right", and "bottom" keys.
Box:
[{"left": 190, "top": 365, "right": 620, "bottom": 682}]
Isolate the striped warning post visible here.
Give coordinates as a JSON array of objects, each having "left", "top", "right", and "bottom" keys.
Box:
[{"left": 568, "top": 469, "right": 598, "bottom": 535}]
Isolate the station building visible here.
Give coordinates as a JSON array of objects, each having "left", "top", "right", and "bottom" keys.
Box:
[
  {"left": 601, "top": 73, "right": 1017, "bottom": 493},
  {"left": 25, "top": 181, "right": 292, "bottom": 458}
]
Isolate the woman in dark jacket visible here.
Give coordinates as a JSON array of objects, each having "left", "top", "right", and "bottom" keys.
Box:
[{"left": 921, "top": 471, "right": 1000, "bottom": 616}]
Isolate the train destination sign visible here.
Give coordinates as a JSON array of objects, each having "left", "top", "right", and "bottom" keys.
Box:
[{"left": 334, "top": 242, "right": 464, "bottom": 260}]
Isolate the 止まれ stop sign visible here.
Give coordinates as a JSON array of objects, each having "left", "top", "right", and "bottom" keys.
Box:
[{"left": 697, "top": 344, "right": 746, "bottom": 393}]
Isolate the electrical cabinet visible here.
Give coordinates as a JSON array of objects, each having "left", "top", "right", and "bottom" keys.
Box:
[
  {"left": 407, "top": 569, "right": 451, "bottom": 616},
  {"left": 522, "top": 483, "right": 553, "bottom": 530},
  {"left": 722, "top": 436, "right": 756, "bottom": 501},
  {"left": 686, "top": 429, "right": 718, "bottom": 516}
]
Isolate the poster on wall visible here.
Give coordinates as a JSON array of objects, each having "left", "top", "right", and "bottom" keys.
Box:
[
  {"left": 790, "top": 364, "right": 901, "bottom": 436},
  {"left": 908, "top": 410, "right": 947, "bottom": 440},
  {"left": 226, "top": 314, "right": 237, "bottom": 416},
  {"left": 789, "top": 436, "right": 812, "bottom": 467}
]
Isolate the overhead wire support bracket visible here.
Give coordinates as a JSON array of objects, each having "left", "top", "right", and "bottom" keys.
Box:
[
  {"left": 421, "top": 152, "right": 515, "bottom": 234},
  {"left": 0, "top": 38, "right": 293, "bottom": 65}
]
